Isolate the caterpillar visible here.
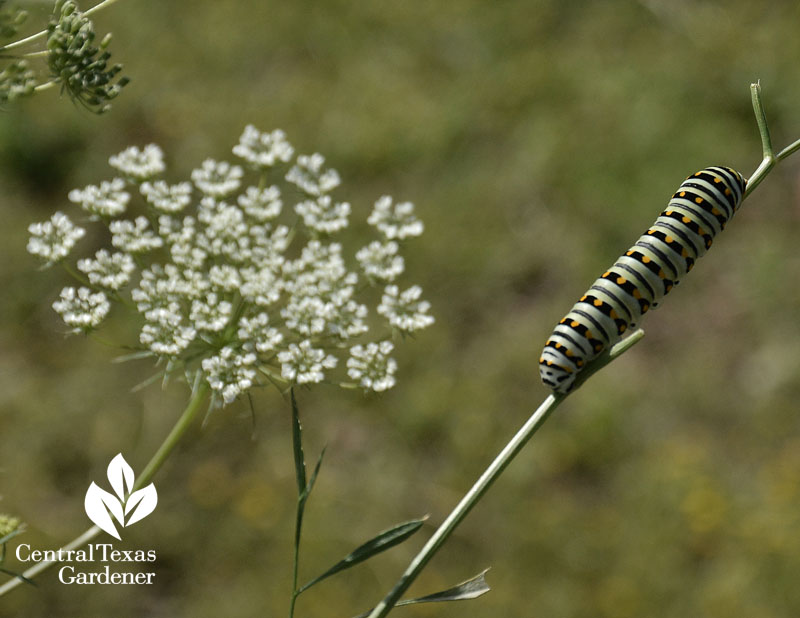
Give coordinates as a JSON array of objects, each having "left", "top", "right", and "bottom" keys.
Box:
[{"left": 540, "top": 166, "right": 747, "bottom": 394}]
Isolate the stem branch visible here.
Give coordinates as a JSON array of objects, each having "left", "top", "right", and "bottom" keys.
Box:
[
  {"left": 744, "top": 81, "right": 779, "bottom": 199},
  {"left": 366, "top": 331, "right": 645, "bottom": 618},
  {"left": 1, "top": 0, "right": 127, "bottom": 52},
  {"left": 0, "top": 381, "right": 209, "bottom": 597}
]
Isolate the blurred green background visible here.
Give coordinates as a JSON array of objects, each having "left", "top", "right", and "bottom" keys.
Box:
[{"left": 3, "top": 0, "right": 800, "bottom": 616}]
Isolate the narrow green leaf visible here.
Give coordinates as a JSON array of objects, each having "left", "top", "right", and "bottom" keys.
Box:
[
  {"left": 112, "top": 349, "right": 156, "bottom": 363},
  {"left": 351, "top": 569, "right": 490, "bottom": 618},
  {"left": 299, "top": 518, "right": 426, "bottom": 594},
  {"left": 130, "top": 369, "right": 169, "bottom": 393},
  {"left": 399, "top": 568, "right": 490, "bottom": 604},
  {"left": 291, "top": 388, "right": 307, "bottom": 496},
  {"left": 301, "top": 445, "right": 326, "bottom": 502}
]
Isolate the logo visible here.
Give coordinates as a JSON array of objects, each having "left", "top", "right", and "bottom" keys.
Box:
[{"left": 84, "top": 453, "right": 157, "bottom": 540}]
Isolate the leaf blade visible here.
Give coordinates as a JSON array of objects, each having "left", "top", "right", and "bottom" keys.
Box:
[
  {"left": 300, "top": 518, "right": 426, "bottom": 593},
  {"left": 290, "top": 388, "right": 306, "bottom": 496},
  {"left": 351, "top": 569, "right": 490, "bottom": 618},
  {"left": 399, "top": 568, "right": 491, "bottom": 604}
]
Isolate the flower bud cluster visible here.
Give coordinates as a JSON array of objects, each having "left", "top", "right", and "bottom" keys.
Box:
[
  {"left": 46, "top": 0, "right": 129, "bottom": 114},
  {"left": 0, "top": 0, "right": 27, "bottom": 39},
  {"left": 29, "top": 127, "right": 434, "bottom": 406},
  {"left": 0, "top": 513, "right": 21, "bottom": 538},
  {"left": 0, "top": 60, "right": 35, "bottom": 105}
]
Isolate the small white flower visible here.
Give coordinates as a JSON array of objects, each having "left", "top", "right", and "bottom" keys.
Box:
[
  {"left": 196, "top": 198, "right": 251, "bottom": 262},
  {"left": 191, "top": 159, "right": 244, "bottom": 198},
  {"left": 68, "top": 178, "right": 130, "bottom": 218},
  {"left": 237, "top": 313, "right": 284, "bottom": 353},
  {"left": 110, "top": 216, "right": 164, "bottom": 253},
  {"left": 238, "top": 186, "right": 282, "bottom": 221},
  {"left": 159, "top": 215, "right": 208, "bottom": 268},
  {"left": 202, "top": 346, "right": 258, "bottom": 404},
  {"left": 190, "top": 293, "right": 233, "bottom": 332},
  {"left": 27, "top": 211, "right": 85, "bottom": 266},
  {"left": 281, "top": 295, "right": 332, "bottom": 336},
  {"left": 132, "top": 265, "right": 209, "bottom": 315},
  {"left": 278, "top": 340, "right": 337, "bottom": 384},
  {"left": 286, "top": 153, "right": 340, "bottom": 196},
  {"left": 329, "top": 299, "right": 369, "bottom": 339},
  {"left": 140, "top": 180, "right": 192, "bottom": 213},
  {"left": 368, "top": 195, "right": 424, "bottom": 239},
  {"left": 377, "top": 284, "right": 434, "bottom": 332},
  {"left": 347, "top": 341, "right": 397, "bottom": 392},
  {"left": 295, "top": 195, "right": 350, "bottom": 234},
  {"left": 248, "top": 224, "right": 290, "bottom": 270},
  {"left": 356, "top": 240, "right": 404, "bottom": 281},
  {"left": 52, "top": 287, "right": 110, "bottom": 332},
  {"left": 77, "top": 250, "right": 136, "bottom": 290},
  {"left": 208, "top": 264, "right": 242, "bottom": 292},
  {"left": 240, "top": 266, "right": 282, "bottom": 306},
  {"left": 232, "top": 126, "right": 294, "bottom": 168},
  {"left": 108, "top": 144, "right": 165, "bottom": 180},
  {"left": 140, "top": 317, "right": 197, "bottom": 356}
]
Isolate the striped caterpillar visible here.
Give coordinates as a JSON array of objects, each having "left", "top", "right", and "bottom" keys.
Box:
[{"left": 540, "top": 166, "right": 747, "bottom": 393}]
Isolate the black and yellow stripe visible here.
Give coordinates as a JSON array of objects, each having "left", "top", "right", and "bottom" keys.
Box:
[{"left": 540, "top": 166, "right": 746, "bottom": 393}]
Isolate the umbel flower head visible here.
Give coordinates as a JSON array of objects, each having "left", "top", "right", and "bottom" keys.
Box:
[{"left": 29, "top": 126, "right": 434, "bottom": 407}]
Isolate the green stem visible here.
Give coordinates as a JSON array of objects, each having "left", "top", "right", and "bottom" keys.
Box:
[
  {"left": 133, "top": 381, "right": 210, "bottom": 491},
  {"left": 33, "top": 80, "right": 57, "bottom": 93},
  {"left": 366, "top": 332, "right": 645, "bottom": 618},
  {"left": 83, "top": 0, "right": 127, "bottom": 18},
  {"left": 1, "top": 0, "right": 127, "bottom": 52},
  {"left": 0, "top": 381, "right": 209, "bottom": 597},
  {"left": 61, "top": 260, "right": 91, "bottom": 286},
  {"left": 365, "top": 395, "right": 560, "bottom": 618},
  {"left": 742, "top": 81, "right": 797, "bottom": 198},
  {"left": 776, "top": 136, "right": 800, "bottom": 162},
  {"left": 289, "top": 389, "right": 304, "bottom": 618}
]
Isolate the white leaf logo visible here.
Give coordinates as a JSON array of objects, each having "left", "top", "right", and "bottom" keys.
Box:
[{"left": 84, "top": 453, "right": 157, "bottom": 540}]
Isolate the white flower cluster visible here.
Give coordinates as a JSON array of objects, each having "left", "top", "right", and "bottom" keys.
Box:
[
  {"left": 347, "top": 341, "right": 397, "bottom": 392},
  {"left": 27, "top": 212, "right": 86, "bottom": 266},
  {"left": 140, "top": 181, "right": 192, "bottom": 213},
  {"left": 233, "top": 126, "right": 294, "bottom": 169},
  {"left": 191, "top": 159, "right": 244, "bottom": 198},
  {"left": 68, "top": 178, "right": 130, "bottom": 218},
  {"left": 28, "top": 126, "right": 435, "bottom": 406},
  {"left": 109, "top": 145, "right": 165, "bottom": 180},
  {"left": 52, "top": 287, "right": 110, "bottom": 333},
  {"left": 368, "top": 195, "right": 424, "bottom": 239}
]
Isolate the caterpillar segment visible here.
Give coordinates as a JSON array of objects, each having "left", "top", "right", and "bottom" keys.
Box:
[{"left": 540, "top": 166, "right": 746, "bottom": 393}]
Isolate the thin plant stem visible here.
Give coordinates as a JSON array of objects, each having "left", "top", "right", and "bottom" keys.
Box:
[
  {"left": 365, "top": 331, "right": 645, "bottom": 618},
  {"left": 83, "top": 0, "right": 127, "bottom": 18},
  {"left": 368, "top": 81, "right": 800, "bottom": 618},
  {"left": 0, "top": 381, "right": 210, "bottom": 597},
  {"left": 133, "top": 380, "right": 210, "bottom": 491},
  {"left": 743, "top": 81, "right": 798, "bottom": 198},
  {"left": 1, "top": 0, "right": 127, "bottom": 52},
  {"left": 33, "top": 81, "right": 56, "bottom": 93},
  {"left": 0, "top": 525, "right": 102, "bottom": 596},
  {"left": 289, "top": 388, "right": 305, "bottom": 618},
  {"left": 289, "top": 506, "right": 302, "bottom": 616}
]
